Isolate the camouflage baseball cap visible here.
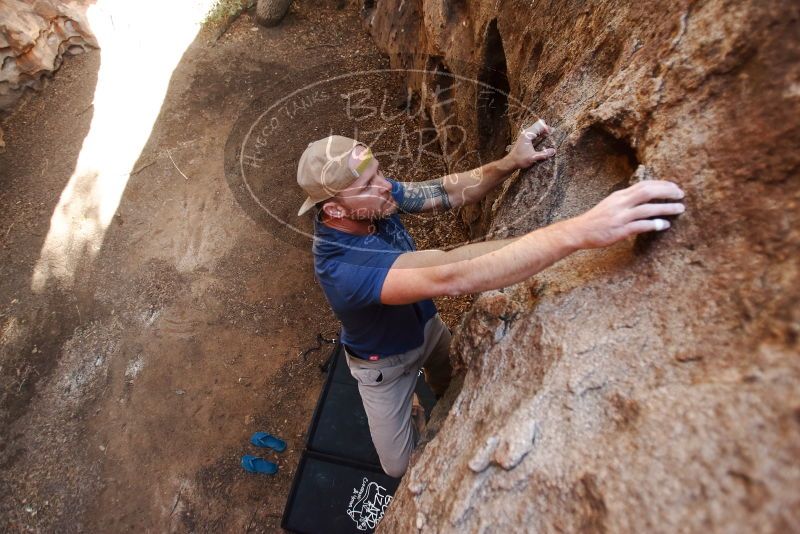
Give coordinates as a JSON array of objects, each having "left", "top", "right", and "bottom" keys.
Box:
[{"left": 296, "top": 135, "right": 375, "bottom": 216}]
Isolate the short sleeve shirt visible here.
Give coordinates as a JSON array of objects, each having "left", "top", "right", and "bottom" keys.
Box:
[{"left": 312, "top": 179, "right": 438, "bottom": 357}]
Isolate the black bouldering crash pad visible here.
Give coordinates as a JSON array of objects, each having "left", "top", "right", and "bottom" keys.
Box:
[
  {"left": 282, "top": 452, "right": 400, "bottom": 534},
  {"left": 282, "top": 341, "right": 436, "bottom": 533}
]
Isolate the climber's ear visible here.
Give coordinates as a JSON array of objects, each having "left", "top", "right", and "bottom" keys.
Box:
[{"left": 321, "top": 199, "right": 347, "bottom": 219}]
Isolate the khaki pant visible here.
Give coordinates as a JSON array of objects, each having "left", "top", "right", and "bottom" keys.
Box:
[{"left": 344, "top": 315, "right": 452, "bottom": 478}]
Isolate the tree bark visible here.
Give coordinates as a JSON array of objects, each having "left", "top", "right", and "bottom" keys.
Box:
[{"left": 255, "top": 0, "right": 292, "bottom": 27}]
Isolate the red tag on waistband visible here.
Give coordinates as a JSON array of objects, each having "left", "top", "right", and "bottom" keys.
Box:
[{"left": 368, "top": 355, "right": 380, "bottom": 361}]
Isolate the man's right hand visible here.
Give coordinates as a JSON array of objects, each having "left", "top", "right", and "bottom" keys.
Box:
[
  {"left": 567, "top": 180, "right": 686, "bottom": 249},
  {"left": 380, "top": 179, "right": 686, "bottom": 305}
]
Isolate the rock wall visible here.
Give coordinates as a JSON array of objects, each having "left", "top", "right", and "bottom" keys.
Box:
[
  {"left": 0, "top": 0, "right": 96, "bottom": 148},
  {"left": 362, "top": 0, "right": 800, "bottom": 531}
]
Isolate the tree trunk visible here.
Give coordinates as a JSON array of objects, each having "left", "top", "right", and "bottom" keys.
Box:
[{"left": 255, "top": 0, "right": 292, "bottom": 27}]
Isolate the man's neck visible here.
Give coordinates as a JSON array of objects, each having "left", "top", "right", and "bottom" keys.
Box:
[{"left": 321, "top": 213, "right": 376, "bottom": 236}]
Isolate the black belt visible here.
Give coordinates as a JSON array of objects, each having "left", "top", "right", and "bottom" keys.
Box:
[{"left": 344, "top": 344, "right": 383, "bottom": 361}]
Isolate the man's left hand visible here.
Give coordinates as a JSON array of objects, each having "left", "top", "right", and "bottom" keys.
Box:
[{"left": 505, "top": 119, "right": 556, "bottom": 169}]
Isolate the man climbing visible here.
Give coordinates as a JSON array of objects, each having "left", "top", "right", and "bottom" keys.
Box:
[{"left": 296, "top": 120, "right": 685, "bottom": 477}]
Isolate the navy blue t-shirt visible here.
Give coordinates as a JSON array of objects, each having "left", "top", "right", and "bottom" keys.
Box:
[{"left": 313, "top": 179, "right": 437, "bottom": 357}]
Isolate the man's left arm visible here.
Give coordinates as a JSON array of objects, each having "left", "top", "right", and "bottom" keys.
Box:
[{"left": 395, "top": 119, "right": 555, "bottom": 213}]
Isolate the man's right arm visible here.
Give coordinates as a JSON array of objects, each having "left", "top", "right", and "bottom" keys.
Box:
[{"left": 380, "top": 180, "right": 686, "bottom": 305}]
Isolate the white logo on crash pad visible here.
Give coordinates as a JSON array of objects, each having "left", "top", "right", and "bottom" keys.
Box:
[{"left": 346, "top": 477, "right": 392, "bottom": 531}]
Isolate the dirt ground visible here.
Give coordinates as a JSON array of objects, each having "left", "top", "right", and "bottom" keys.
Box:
[{"left": 0, "top": 2, "right": 469, "bottom": 531}]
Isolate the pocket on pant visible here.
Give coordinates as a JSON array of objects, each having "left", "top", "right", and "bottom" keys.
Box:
[{"left": 350, "top": 362, "right": 407, "bottom": 386}]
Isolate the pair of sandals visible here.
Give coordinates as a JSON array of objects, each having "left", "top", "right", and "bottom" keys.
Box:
[{"left": 241, "top": 432, "right": 286, "bottom": 475}]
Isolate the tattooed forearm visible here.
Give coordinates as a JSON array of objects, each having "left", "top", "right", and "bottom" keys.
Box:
[{"left": 397, "top": 178, "right": 452, "bottom": 213}]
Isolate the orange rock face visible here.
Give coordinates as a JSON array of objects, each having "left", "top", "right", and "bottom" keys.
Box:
[
  {"left": 362, "top": 0, "right": 800, "bottom": 531},
  {"left": 0, "top": 0, "right": 96, "bottom": 110}
]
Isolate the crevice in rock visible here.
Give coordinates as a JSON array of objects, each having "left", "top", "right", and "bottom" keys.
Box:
[
  {"left": 460, "top": 19, "right": 512, "bottom": 238},
  {"left": 526, "top": 39, "right": 544, "bottom": 76},
  {"left": 487, "top": 123, "right": 639, "bottom": 239},
  {"left": 477, "top": 19, "right": 511, "bottom": 164},
  {"left": 552, "top": 124, "right": 639, "bottom": 221}
]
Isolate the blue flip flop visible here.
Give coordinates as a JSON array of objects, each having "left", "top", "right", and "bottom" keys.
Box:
[
  {"left": 241, "top": 455, "right": 278, "bottom": 475},
  {"left": 250, "top": 432, "right": 287, "bottom": 452}
]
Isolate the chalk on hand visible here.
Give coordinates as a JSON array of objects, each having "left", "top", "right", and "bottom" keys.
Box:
[{"left": 524, "top": 119, "right": 549, "bottom": 139}]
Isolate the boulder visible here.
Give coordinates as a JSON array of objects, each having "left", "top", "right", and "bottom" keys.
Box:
[
  {"left": 361, "top": 0, "right": 800, "bottom": 531},
  {"left": 0, "top": 0, "right": 96, "bottom": 111}
]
